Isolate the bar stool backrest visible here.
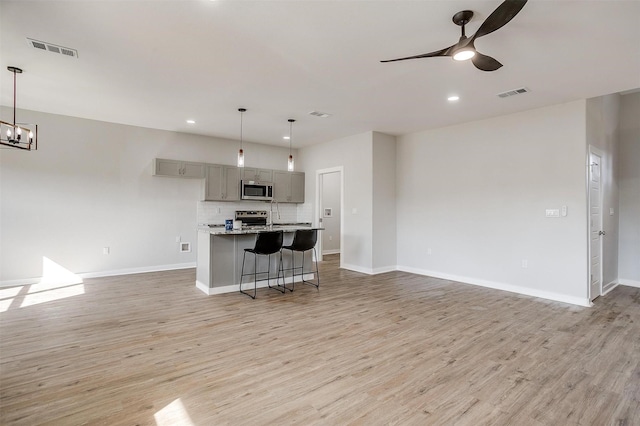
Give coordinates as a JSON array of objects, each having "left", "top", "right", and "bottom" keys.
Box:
[
  {"left": 253, "top": 231, "right": 284, "bottom": 255},
  {"left": 290, "top": 229, "right": 317, "bottom": 252}
]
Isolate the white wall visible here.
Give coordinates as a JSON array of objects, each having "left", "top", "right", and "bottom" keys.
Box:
[
  {"left": 396, "top": 101, "right": 590, "bottom": 306},
  {"left": 0, "top": 108, "right": 295, "bottom": 284},
  {"left": 372, "top": 131, "right": 397, "bottom": 272},
  {"left": 321, "top": 171, "right": 341, "bottom": 254},
  {"left": 618, "top": 92, "right": 640, "bottom": 286},
  {"left": 586, "top": 94, "right": 621, "bottom": 291},
  {"left": 298, "top": 131, "right": 373, "bottom": 272}
]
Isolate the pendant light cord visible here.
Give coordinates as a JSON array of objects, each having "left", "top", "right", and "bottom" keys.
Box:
[
  {"left": 289, "top": 120, "right": 292, "bottom": 155},
  {"left": 12, "top": 69, "right": 17, "bottom": 126}
]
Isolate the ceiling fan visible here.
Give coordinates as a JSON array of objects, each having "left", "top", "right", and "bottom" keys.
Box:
[{"left": 381, "top": 0, "right": 528, "bottom": 71}]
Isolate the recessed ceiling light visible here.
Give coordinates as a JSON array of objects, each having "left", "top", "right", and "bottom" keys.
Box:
[
  {"left": 447, "top": 95, "right": 460, "bottom": 102},
  {"left": 186, "top": 119, "right": 195, "bottom": 124},
  {"left": 283, "top": 136, "right": 290, "bottom": 140}
]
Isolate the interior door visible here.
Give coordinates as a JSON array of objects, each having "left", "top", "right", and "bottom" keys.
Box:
[{"left": 589, "top": 151, "right": 603, "bottom": 301}]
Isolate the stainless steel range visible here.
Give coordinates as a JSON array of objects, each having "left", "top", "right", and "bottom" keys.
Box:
[{"left": 235, "top": 210, "right": 268, "bottom": 229}]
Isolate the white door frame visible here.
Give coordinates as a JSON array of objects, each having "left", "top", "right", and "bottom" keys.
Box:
[
  {"left": 315, "top": 166, "right": 344, "bottom": 267},
  {"left": 587, "top": 146, "right": 605, "bottom": 302}
]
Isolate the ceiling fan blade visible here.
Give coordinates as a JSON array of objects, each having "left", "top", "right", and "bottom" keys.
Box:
[
  {"left": 473, "top": 0, "right": 528, "bottom": 39},
  {"left": 471, "top": 52, "right": 503, "bottom": 71},
  {"left": 380, "top": 45, "right": 453, "bottom": 63}
]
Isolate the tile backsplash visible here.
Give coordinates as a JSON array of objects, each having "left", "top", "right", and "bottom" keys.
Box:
[{"left": 198, "top": 201, "right": 312, "bottom": 225}]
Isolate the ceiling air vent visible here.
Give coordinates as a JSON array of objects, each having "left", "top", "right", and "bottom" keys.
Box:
[
  {"left": 27, "top": 38, "right": 78, "bottom": 59},
  {"left": 309, "top": 111, "right": 331, "bottom": 118},
  {"left": 497, "top": 87, "right": 529, "bottom": 98}
]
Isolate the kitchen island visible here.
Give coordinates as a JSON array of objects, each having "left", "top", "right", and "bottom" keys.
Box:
[{"left": 196, "top": 224, "right": 322, "bottom": 295}]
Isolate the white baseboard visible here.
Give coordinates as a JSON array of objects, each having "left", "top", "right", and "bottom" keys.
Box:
[
  {"left": 602, "top": 280, "right": 619, "bottom": 295},
  {"left": 322, "top": 249, "right": 340, "bottom": 255},
  {"left": 372, "top": 265, "right": 397, "bottom": 275},
  {"left": 340, "top": 263, "right": 398, "bottom": 275},
  {"left": 196, "top": 273, "right": 315, "bottom": 296},
  {"left": 0, "top": 262, "right": 196, "bottom": 288},
  {"left": 397, "top": 265, "right": 592, "bottom": 307},
  {"left": 619, "top": 278, "right": 640, "bottom": 288},
  {"left": 341, "top": 263, "right": 373, "bottom": 275}
]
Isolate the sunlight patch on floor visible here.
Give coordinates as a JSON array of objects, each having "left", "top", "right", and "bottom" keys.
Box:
[
  {"left": 21, "top": 284, "right": 85, "bottom": 308},
  {"left": 154, "top": 398, "right": 194, "bottom": 426},
  {"left": 29, "top": 257, "right": 83, "bottom": 292},
  {"left": 1, "top": 258, "right": 86, "bottom": 311}
]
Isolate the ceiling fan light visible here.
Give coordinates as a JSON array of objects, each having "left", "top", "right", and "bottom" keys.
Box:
[{"left": 453, "top": 49, "right": 475, "bottom": 61}]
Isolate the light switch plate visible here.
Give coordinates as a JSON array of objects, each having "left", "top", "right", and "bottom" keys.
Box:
[{"left": 610, "top": 208, "right": 614, "bottom": 216}]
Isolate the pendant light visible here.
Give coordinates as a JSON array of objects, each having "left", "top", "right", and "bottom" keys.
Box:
[
  {"left": 1, "top": 66, "right": 38, "bottom": 151},
  {"left": 287, "top": 118, "right": 295, "bottom": 172},
  {"left": 237, "top": 108, "right": 246, "bottom": 167}
]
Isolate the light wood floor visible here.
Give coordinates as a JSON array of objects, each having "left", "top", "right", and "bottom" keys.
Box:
[{"left": 1, "top": 254, "right": 639, "bottom": 425}]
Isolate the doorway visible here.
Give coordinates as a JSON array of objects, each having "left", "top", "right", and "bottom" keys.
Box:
[
  {"left": 588, "top": 146, "right": 604, "bottom": 301},
  {"left": 315, "top": 167, "right": 344, "bottom": 266}
]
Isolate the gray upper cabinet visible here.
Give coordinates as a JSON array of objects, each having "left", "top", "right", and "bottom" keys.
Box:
[
  {"left": 203, "top": 165, "right": 240, "bottom": 201},
  {"left": 154, "top": 157, "right": 302, "bottom": 203},
  {"left": 153, "top": 158, "right": 204, "bottom": 178},
  {"left": 241, "top": 167, "right": 273, "bottom": 182},
  {"left": 273, "top": 171, "right": 305, "bottom": 203}
]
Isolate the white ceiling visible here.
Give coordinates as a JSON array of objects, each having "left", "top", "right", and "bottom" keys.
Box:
[{"left": 1, "top": 0, "right": 639, "bottom": 148}]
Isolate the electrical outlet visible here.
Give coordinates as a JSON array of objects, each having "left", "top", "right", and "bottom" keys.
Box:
[
  {"left": 521, "top": 259, "right": 528, "bottom": 269},
  {"left": 103, "top": 247, "right": 110, "bottom": 255},
  {"left": 546, "top": 209, "right": 560, "bottom": 218}
]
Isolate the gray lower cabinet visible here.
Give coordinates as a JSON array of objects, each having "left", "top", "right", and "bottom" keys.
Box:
[
  {"left": 273, "top": 171, "right": 305, "bottom": 203},
  {"left": 203, "top": 165, "right": 240, "bottom": 201},
  {"left": 154, "top": 158, "right": 205, "bottom": 178},
  {"left": 241, "top": 167, "right": 273, "bottom": 182}
]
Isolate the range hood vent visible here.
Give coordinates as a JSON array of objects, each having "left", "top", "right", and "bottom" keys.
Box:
[
  {"left": 497, "top": 87, "right": 529, "bottom": 98},
  {"left": 27, "top": 38, "right": 78, "bottom": 58}
]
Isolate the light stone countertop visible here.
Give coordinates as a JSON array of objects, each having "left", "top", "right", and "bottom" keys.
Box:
[{"left": 198, "top": 223, "right": 322, "bottom": 235}]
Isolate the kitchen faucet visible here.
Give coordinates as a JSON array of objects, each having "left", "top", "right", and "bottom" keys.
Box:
[{"left": 269, "top": 199, "right": 280, "bottom": 227}]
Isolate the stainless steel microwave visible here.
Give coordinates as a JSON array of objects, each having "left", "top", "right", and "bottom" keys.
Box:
[{"left": 241, "top": 180, "right": 273, "bottom": 201}]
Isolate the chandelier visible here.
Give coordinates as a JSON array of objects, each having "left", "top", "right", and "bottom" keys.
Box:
[{"left": 1, "top": 66, "right": 38, "bottom": 151}]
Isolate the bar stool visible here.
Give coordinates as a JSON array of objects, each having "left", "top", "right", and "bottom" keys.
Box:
[
  {"left": 240, "top": 230, "right": 284, "bottom": 299},
  {"left": 282, "top": 229, "right": 319, "bottom": 292}
]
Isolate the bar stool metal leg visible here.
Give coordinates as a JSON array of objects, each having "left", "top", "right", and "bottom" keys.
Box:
[{"left": 239, "top": 250, "right": 257, "bottom": 299}]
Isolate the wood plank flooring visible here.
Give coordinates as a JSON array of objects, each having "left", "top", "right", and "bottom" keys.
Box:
[{"left": 1, "top": 254, "right": 639, "bottom": 425}]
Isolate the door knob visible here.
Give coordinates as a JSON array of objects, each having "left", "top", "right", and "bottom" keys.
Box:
[{"left": 599, "top": 230, "right": 606, "bottom": 236}]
